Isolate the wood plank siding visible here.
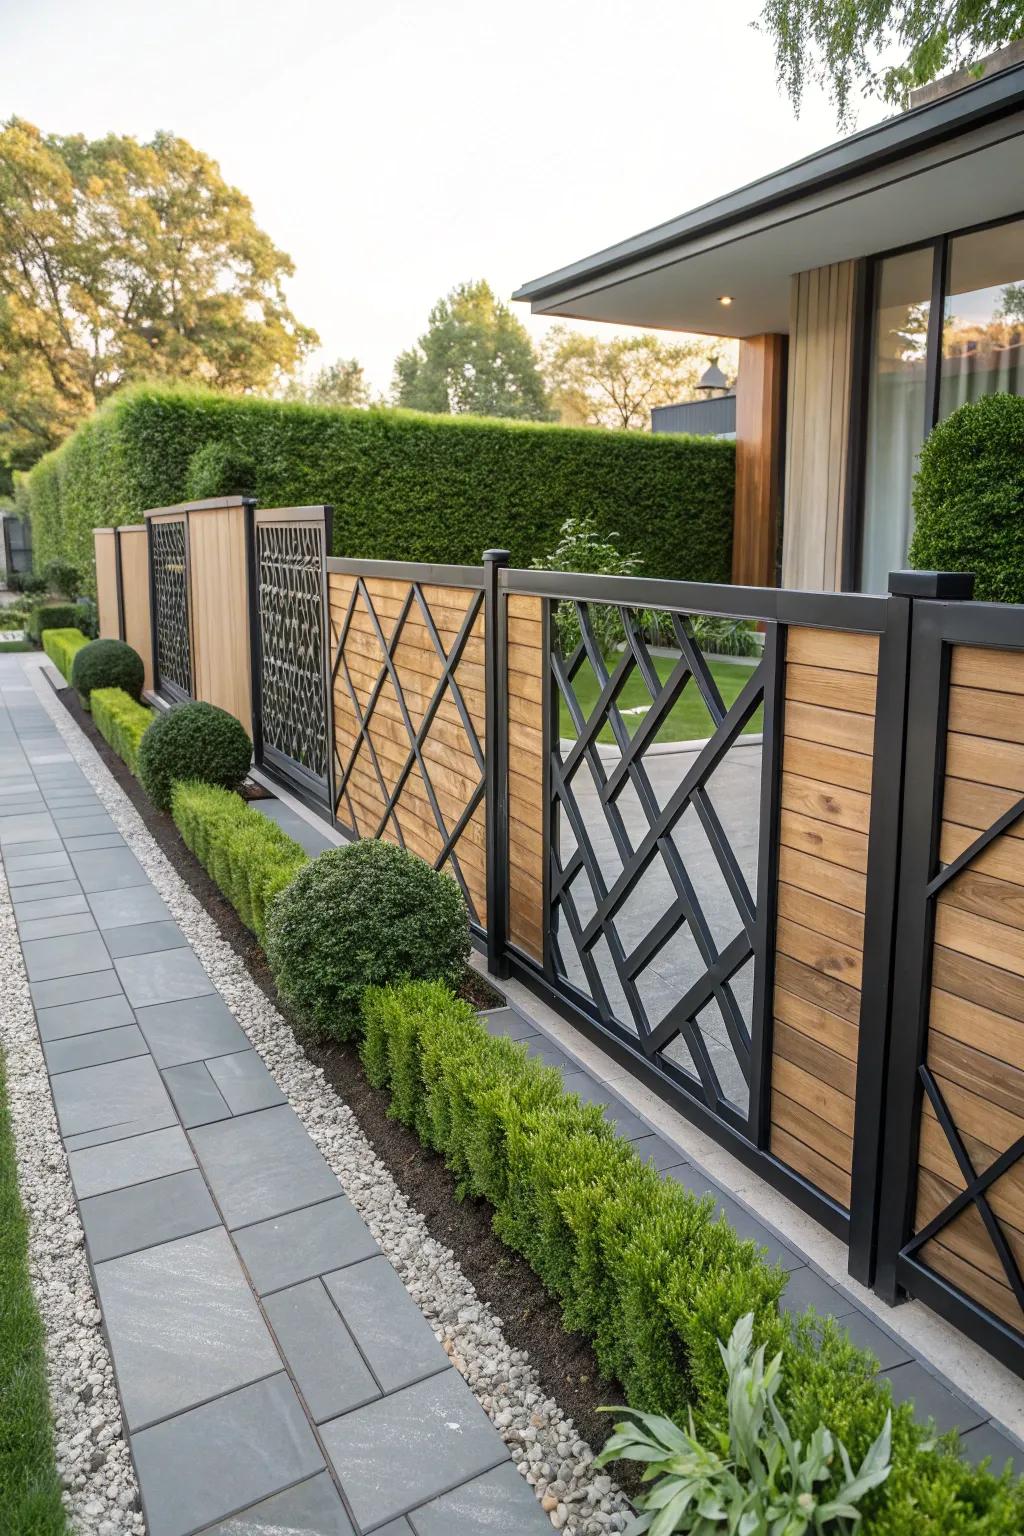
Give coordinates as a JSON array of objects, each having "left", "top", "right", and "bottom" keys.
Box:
[
  {"left": 733, "top": 334, "right": 787, "bottom": 588},
  {"left": 327, "top": 574, "right": 545, "bottom": 961},
  {"left": 94, "top": 529, "right": 120, "bottom": 640},
  {"left": 913, "top": 644, "right": 1024, "bottom": 1333},
  {"left": 187, "top": 504, "right": 252, "bottom": 733},
  {"left": 780, "top": 262, "right": 857, "bottom": 592},
  {"left": 769, "top": 625, "right": 881, "bottom": 1207}
]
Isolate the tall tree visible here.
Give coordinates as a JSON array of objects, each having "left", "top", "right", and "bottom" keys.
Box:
[
  {"left": 541, "top": 327, "right": 729, "bottom": 431},
  {"left": 760, "top": 1, "right": 1024, "bottom": 125},
  {"left": 285, "top": 356, "right": 372, "bottom": 408},
  {"left": 0, "top": 118, "right": 317, "bottom": 475},
  {"left": 393, "top": 280, "right": 550, "bottom": 420}
]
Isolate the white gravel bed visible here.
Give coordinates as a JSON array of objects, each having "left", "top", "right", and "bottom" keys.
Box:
[
  {"left": 0, "top": 834, "right": 142, "bottom": 1527},
  {"left": 28, "top": 667, "right": 632, "bottom": 1536}
]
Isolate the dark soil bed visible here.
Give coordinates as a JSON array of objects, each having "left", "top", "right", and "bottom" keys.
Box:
[{"left": 55, "top": 681, "right": 624, "bottom": 1457}]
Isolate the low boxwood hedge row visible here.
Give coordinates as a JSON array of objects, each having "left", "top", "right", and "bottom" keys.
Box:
[
  {"left": 90, "top": 688, "right": 154, "bottom": 773},
  {"left": 170, "top": 781, "right": 308, "bottom": 944},
  {"left": 27, "top": 604, "right": 80, "bottom": 644},
  {"left": 41, "top": 628, "right": 89, "bottom": 682},
  {"left": 360, "top": 981, "right": 1024, "bottom": 1535}
]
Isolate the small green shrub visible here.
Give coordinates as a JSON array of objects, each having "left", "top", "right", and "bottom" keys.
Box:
[
  {"left": 266, "top": 842, "right": 470, "bottom": 1040},
  {"left": 70, "top": 638, "right": 144, "bottom": 708},
  {"left": 170, "top": 781, "right": 308, "bottom": 943},
  {"left": 136, "top": 700, "right": 253, "bottom": 811},
  {"left": 73, "top": 597, "right": 99, "bottom": 640},
  {"left": 360, "top": 982, "right": 1024, "bottom": 1534},
  {"left": 184, "top": 440, "right": 257, "bottom": 501},
  {"left": 597, "top": 1312, "right": 892, "bottom": 1533},
  {"left": 27, "top": 603, "right": 79, "bottom": 643},
  {"left": 10, "top": 571, "right": 46, "bottom": 595},
  {"left": 41, "top": 558, "right": 81, "bottom": 599},
  {"left": 41, "top": 628, "right": 89, "bottom": 681},
  {"left": 91, "top": 688, "right": 154, "bottom": 773},
  {"left": 910, "top": 393, "right": 1024, "bottom": 602}
]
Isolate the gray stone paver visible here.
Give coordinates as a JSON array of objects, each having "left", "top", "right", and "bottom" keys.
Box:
[
  {"left": 0, "top": 657, "right": 526, "bottom": 1536},
  {"left": 233, "top": 1197, "right": 378, "bottom": 1296}
]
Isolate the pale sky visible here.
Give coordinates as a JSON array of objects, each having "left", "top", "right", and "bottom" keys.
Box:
[{"left": 2, "top": 0, "right": 888, "bottom": 395}]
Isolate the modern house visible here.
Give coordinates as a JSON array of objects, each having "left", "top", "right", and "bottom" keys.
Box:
[{"left": 514, "top": 49, "right": 1024, "bottom": 593}]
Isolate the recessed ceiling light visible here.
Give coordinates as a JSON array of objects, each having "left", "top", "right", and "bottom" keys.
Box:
[{"left": 718, "top": 295, "right": 734, "bottom": 306}]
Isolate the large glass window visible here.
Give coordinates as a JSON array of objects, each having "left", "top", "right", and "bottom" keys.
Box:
[
  {"left": 940, "top": 218, "right": 1024, "bottom": 418},
  {"left": 860, "top": 247, "right": 932, "bottom": 595},
  {"left": 859, "top": 214, "right": 1024, "bottom": 593}
]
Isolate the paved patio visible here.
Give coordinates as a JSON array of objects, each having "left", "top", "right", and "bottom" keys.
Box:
[{"left": 0, "top": 656, "right": 549, "bottom": 1536}]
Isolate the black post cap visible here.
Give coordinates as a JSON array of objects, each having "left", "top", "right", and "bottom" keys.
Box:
[{"left": 887, "top": 570, "right": 975, "bottom": 599}]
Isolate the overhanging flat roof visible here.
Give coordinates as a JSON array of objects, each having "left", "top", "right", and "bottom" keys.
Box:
[{"left": 513, "top": 63, "right": 1024, "bottom": 337}]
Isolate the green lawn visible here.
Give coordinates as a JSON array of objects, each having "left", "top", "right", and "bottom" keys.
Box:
[
  {"left": 0, "top": 1049, "right": 68, "bottom": 1534},
  {"left": 559, "top": 654, "right": 762, "bottom": 745}
]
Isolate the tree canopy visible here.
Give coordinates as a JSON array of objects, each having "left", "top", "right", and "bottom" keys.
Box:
[
  {"left": 541, "top": 327, "right": 729, "bottom": 431},
  {"left": 760, "top": 2, "right": 1024, "bottom": 124},
  {"left": 285, "top": 356, "right": 372, "bottom": 408},
  {"left": 0, "top": 118, "right": 316, "bottom": 476},
  {"left": 393, "top": 280, "right": 551, "bottom": 420}
]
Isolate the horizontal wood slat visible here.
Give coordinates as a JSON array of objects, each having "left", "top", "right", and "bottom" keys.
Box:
[
  {"left": 770, "top": 623, "right": 879, "bottom": 1207},
  {"left": 911, "top": 640, "right": 1024, "bottom": 1340},
  {"left": 328, "top": 574, "right": 544, "bottom": 962}
]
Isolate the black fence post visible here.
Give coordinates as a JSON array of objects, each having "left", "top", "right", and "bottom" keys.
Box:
[
  {"left": 858, "top": 569, "right": 973, "bottom": 1299},
  {"left": 484, "top": 549, "right": 511, "bottom": 979}
]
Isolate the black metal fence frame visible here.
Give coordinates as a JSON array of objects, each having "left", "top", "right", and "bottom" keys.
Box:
[
  {"left": 143, "top": 516, "right": 1024, "bottom": 1374},
  {"left": 248, "top": 505, "right": 334, "bottom": 817}
]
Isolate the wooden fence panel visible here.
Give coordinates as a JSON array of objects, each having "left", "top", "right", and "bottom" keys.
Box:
[
  {"left": 187, "top": 503, "right": 252, "bottom": 733},
  {"left": 912, "top": 643, "right": 1024, "bottom": 1334},
  {"left": 507, "top": 594, "right": 544, "bottom": 962},
  {"left": 328, "top": 570, "right": 489, "bottom": 931},
  {"left": 94, "top": 529, "right": 120, "bottom": 640},
  {"left": 769, "top": 625, "right": 881, "bottom": 1208}
]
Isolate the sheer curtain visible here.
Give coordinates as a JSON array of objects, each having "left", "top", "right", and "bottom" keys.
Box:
[{"left": 860, "top": 248, "right": 932, "bottom": 594}]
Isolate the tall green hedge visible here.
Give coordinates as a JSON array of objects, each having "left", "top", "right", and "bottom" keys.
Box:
[{"left": 18, "top": 384, "right": 734, "bottom": 591}]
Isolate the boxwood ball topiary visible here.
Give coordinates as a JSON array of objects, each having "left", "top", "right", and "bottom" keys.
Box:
[
  {"left": 136, "top": 701, "right": 253, "bottom": 811},
  {"left": 70, "top": 638, "right": 145, "bottom": 706},
  {"left": 265, "top": 839, "right": 470, "bottom": 1040},
  {"left": 909, "top": 393, "right": 1024, "bottom": 603}
]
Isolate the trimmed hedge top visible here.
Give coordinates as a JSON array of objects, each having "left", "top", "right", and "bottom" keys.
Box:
[{"left": 19, "top": 383, "right": 734, "bottom": 592}]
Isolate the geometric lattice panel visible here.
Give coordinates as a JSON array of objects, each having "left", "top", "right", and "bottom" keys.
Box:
[
  {"left": 909, "top": 641, "right": 1024, "bottom": 1337},
  {"left": 151, "top": 518, "right": 191, "bottom": 697},
  {"left": 256, "top": 521, "right": 327, "bottom": 782},
  {"left": 549, "top": 600, "right": 766, "bottom": 1127},
  {"left": 327, "top": 573, "right": 487, "bottom": 926}
]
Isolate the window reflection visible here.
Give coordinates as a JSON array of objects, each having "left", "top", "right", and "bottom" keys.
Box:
[
  {"left": 940, "top": 218, "right": 1024, "bottom": 418},
  {"left": 860, "top": 247, "right": 932, "bottom": 594}
]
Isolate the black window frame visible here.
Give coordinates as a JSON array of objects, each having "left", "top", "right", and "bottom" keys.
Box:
[{"left": 843, "top": 207, "right": 1024, "bottom": 590}]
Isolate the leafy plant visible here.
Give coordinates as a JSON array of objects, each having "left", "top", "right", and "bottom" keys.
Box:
[
  {"left": 40, "top": 628, "right": 88, "bottom": 680},
  {"left": 909, "top": 393, "right": 1024, "bottom": 603},
  {"left": 71, "top": 638, "right": 144, "bottom": 708},
  {"left": 266, "top": 842, "right": 470, "bottom": 1040},
  {"left": 690, "top": 617, "right": 761, "bottom": 660},
  {"left": 27, "top": 602, "right": 78, "bottom": 642},
  {"left": 170, "top": 781, "right": 307, "bottom": 944},
  {"left": 10, "top": 571, "right": 47, "bottom": 595},
  {"left": 136, "top": 700, "right": 252, "bottom": 811},
  {"left": 532, "top": 514, "right": 642, "bottom": 658},
  {"left": 598, "top": 1312, "right": 892, "bottom": 1535},
  {"left": 20, "top": 383, "right": 734, "bottom": 594},
  {"left": 184, "top": 440, "right": 257, "bottom": 501},
  {"left": 41, "top": 558, "right": 81, "bottom": 599},
  {"left": 91, "top": 687, "right": 154, "bottom": 772}
]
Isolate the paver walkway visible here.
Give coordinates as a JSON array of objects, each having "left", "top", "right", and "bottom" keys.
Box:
[{"left": 0, "top": 657, "right": 549, "bottom": 1536}]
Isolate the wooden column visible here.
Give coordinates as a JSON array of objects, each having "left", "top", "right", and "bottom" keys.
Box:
[{"left": 732, "top": 334, "right": 787, "bottom": 588}]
